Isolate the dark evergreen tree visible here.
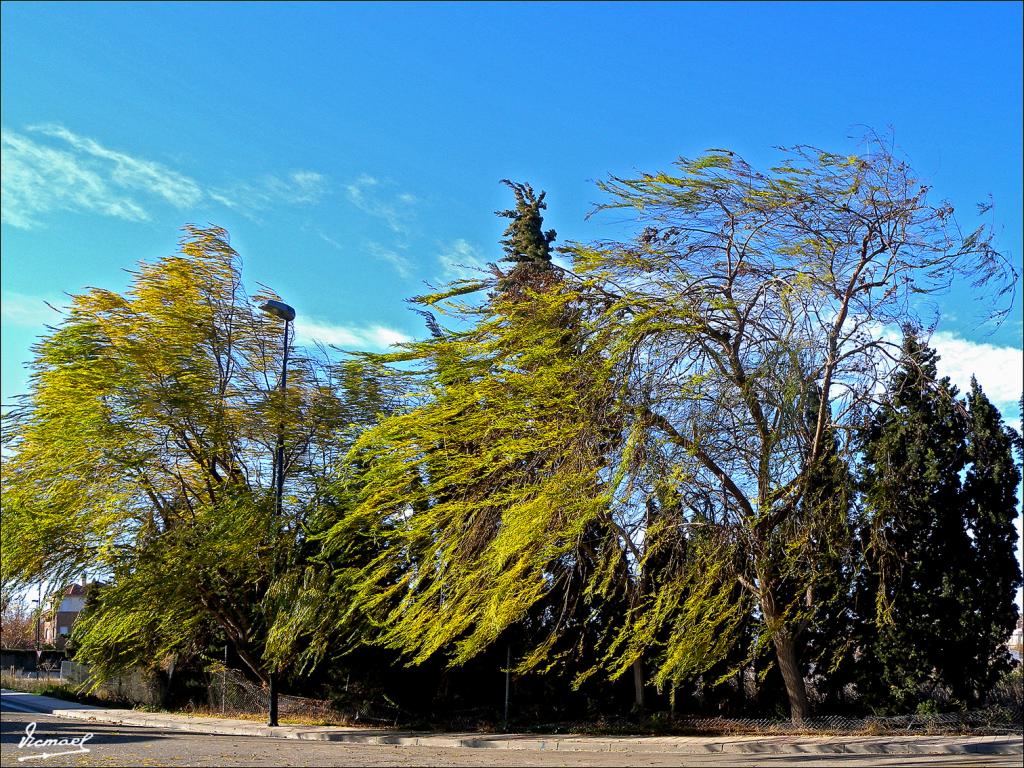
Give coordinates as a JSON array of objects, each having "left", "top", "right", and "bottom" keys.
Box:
[
  {"left": 497, "top": 179, "right": 556, "bottom": 267},
  {"left": 858, "top": 333, "right": 973, "bottom": 711},
  {"left": 495, "top": 180, "right": 557, "bottom": 293},
  {"left": 857, "top": 334, "right": 1023, "bottom": 711},
  {"left": 961, "top": 378, "right": 1023, "bottom": 701}
]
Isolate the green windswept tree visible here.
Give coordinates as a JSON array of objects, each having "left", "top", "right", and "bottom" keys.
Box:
[
  {"left": 315, "top": 182, "right": 652, "bottom": 709},
  {"left": 0, "top": 226, "right": 359, "bottom": 694},
  {"left": 563, "top": 140, "right": 1017, "bottom": 721},
  {"left": 318, "top": 146, "right": 1016, "bottom": 723}
]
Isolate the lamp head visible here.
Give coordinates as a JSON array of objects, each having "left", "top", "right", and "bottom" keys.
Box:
[{"left": 260, "top": 300, "right": 296, "bottom": 322}]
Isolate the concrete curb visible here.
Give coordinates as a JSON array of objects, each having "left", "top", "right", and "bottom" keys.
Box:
[
  {"left": 51, "top": 709, "right": 1024, "bottom": 756},
  {"left": 5, "top": 691, "right": 1022, "bottom": 757}
]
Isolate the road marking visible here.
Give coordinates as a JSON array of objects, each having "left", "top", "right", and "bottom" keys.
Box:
[{"left": 18, "top": 747, "right": 90, "bottom": 762}]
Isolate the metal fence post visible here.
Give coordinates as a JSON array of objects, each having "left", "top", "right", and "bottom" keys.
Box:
[
  {"left": 503, "top": 644, "right": 510, "bottom": 730},
  {"left": 222, "top": 646, "right": 227, "bottom": 715}
]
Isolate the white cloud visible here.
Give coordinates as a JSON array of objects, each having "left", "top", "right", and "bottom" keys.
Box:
[
  {"left": 344, "top": 174, "right": 416, "bottom": 234},
  {"left": 1, "top": 129, "right": 151, "bottom": 227},
  {"left": 318, "top": 230, "right": 345, "bottom": 251},
  {"left": 0, "top": 291, "right": 65, "bottom": 327},
  {"left": 931, "top": 331, "right": 1023, "bottom": 407},
  {"left": 1, "top": 123, "right": 328, "bottom": 228},
  {"left": 31, "top": 123, "right": 204, "bottom": 209},
  {"left": 211, "top": 170, "right": 328, "bottom": 215},
  {"left": 288, "top": 171, "right": 327, "bottom": 201},
  {"left": 295, "top": 318, "right": 412, "bottom": 350},
  {"left": 438, "top": 238, "right": 490, "bottom": 280},
  {"left": 367, "top": 242, "right": 414, "bottom": 279}
]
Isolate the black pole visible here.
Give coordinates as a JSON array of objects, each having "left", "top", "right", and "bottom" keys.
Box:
[
  {"left": 268, "top": 672, "right": 278, "bottom": 727},
  {"left": 35, "top": 582, "right": 42, "bottom": 678},
  {"left": 274, "top": 318, "right": 289, "bottom": 521},
  {"left": 503, "top": 644, "right": 510, "bottom": 730},
  {"left": 222, "top": 645, "right": 227, "bottom": 715},
  {"left": 267, "top": 317, "right": 289, "bottom": 728},
  {"left": 35, "top": 582, "right": 41, "bottom": 649}
]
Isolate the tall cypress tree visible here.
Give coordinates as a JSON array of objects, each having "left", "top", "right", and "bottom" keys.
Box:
[
  {"left": 961, "top": 378, "right": 1023, "bottom": 702},
  {"left": 858, "top": 333, "right": 974, "bottom": 711},
  {"left": 858, "top": 335, "right": 1023, "bottom": 711},
  {"left": 494, "top": 180, "right": 558, "bottom": 296},
  {"left": 497, "top": 180, "right": 556, "bottom": 269}
]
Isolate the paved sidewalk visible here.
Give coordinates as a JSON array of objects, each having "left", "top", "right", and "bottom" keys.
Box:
[{"left": 3, "top": 689, "right": 1021, "bottom": 757}]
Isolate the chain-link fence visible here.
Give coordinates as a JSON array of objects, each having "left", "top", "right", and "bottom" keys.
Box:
[
  {"left": 199, "top": 665, "right": 1020, "bottom": 734},
  {"left": 60, "top": 660, "right": 162, "bottom": 706},
  {"left": 666, "top": 709, "right": 1022, "bottom": 736},
  {"left": 1, "top": 666, "right": 62, "bottom": 686},
  {"left": 7, "top": 659, "right": 1020, "bottom": 735},
  {"left": 206, "top": 664, "right": 339, "bottom": 723}
]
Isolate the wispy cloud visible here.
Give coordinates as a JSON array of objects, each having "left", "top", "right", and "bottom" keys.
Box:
[
  {"left": 437, "top": 238, "right": 490, "bottom": 280},
  {"left": 0, "top": 291, "right": 66, "bottom": 327},
  {"left": 931, "top": 331, "right": 1022, "bottom": 407},
  {"left": 318, "top": 231, "right": 414, "bottom": 279},
  {"left": 31, "top": 123, "right": 204, "bottom": 209},
  {"left": 318, "top": 230, "right": 346, "bottom": 251},
  {"left": 367, "top": 241, "right": 414, "bottom": 279},
  {"left": 1, "top": 129, "right": 152, "bottom": 227},
  {"left": 295, "top": 318, "right": 412, "bottom": 350},
  {"left": 1, "top": 124, "right": 328, "bottom": 228},
  {"left": 344, "top": 174, "right": 416, "bottom": 234},
  {"left": 211, "top": 170, "right": 328, "bottom": 216}
]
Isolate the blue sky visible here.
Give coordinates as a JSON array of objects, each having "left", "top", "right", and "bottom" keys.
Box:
[{"left": 2, "top": 1, "right": 1022, "bottom": 425}]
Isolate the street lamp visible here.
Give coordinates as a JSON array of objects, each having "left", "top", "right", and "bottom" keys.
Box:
[{"left": 259, "top": 298, "right": 294, "bottom": 728}]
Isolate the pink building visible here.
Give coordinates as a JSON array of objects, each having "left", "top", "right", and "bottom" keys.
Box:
[{"left": 41, "top": 582, "right": 88, "bottom": 649}]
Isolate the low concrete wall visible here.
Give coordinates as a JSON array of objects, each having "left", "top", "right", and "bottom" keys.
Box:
[
  {"left": 61, "top": 660, "right": 164, "bottom": 707},
  {"left": 1, "top": 649, "right": 66, "bottom": 672}
]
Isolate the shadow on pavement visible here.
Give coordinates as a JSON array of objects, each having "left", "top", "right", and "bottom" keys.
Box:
[{"left": 2, "top": 711, "right": 203, "bottom": 749}]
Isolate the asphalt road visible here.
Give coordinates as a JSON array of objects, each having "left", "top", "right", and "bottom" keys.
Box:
[{"left": 1, "top": 702, "right": 1019, "bottom": 767}]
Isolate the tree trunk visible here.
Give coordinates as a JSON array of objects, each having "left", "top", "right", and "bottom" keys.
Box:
[
  {"left": 773, "top": 630, "right": 809, "bottom": 723},
  {"left": 632, "top": 658, "right": 645, "bottom": 711},
  {"left": 755, "top": 571, "right": 811, "bottom": 724}
]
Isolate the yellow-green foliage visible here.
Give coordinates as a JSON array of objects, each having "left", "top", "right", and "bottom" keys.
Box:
[
  {"left": 368, "top": 141, "right": 1007, "bottom": 711},
  {"left": 7, "top": 142, "right": 1007, "bottom": 718},
  {"left": 1, "top": 226, "right": 353, "bottom": 681},
  {"left": 326, "top": 279, "right": 624, "bottom": 671},
  {"left": 321, "top": 255, "right": 763, "bottom": 692}
]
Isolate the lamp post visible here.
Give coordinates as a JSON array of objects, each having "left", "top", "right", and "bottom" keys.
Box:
[
  {"left": 259, "top": 298, "right": 294, "bottom": 728},
  {"left": 32, "top": 583, "right": 42, "bottom": 678}
]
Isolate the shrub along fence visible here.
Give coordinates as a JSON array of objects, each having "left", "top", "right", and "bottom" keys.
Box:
[
  {"left": 199, "top": 667, "right": 1021, "bottom": 735},
  {"left": 205, "top": 664, "right": 350, "bottom": 724},
  {"left": 6, "top": 659, "right": 1020, "bottom": 735}
]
